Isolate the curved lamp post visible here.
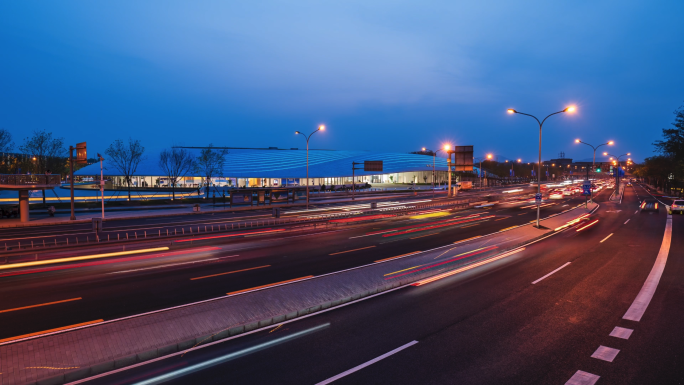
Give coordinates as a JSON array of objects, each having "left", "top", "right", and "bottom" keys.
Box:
[
  {"left": 574, "top": 139, "right": 613, "bottom": 203},
  {"left": 604, "top": 152, "right": 631, "bottom": 191},
  {"left": 507, "top": 105, "right": 576, "bottom": 229},
  {"left": 474, "top": 154, "right": 493, "bottom": 188},
  {"left": 295, "top": 125, "right": 325, "bottom": 209}
]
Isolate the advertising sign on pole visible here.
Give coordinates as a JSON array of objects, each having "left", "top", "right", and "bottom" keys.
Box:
[
  {"left": 363, "top": 161, "right": 383, "bottom": 172},
  {"left": 453, "top": 146, "right": 474, "bottom": 172},
  {"left": 76, "top": 142, "right": 87, "bottom": 164}
]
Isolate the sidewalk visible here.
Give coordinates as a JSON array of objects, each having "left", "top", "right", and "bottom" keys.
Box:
[{"left": 0, "top": 202, "right": 596, "bottom": 385}]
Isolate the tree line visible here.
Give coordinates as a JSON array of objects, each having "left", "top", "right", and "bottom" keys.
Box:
[
  {"left": 0, "top": 129, "right": 227, "bottom": 201},
  {"left": 633, "top": 104, "right": 684, "bottom": 196}
]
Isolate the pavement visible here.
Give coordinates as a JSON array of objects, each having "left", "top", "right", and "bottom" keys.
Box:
[{"left": 73, "top": 183, "right": 684, "bottom": 385}]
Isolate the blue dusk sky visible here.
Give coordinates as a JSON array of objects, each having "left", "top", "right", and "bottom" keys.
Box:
[{"left": 1, "top": 1, "right": 683, "bottom": 162}]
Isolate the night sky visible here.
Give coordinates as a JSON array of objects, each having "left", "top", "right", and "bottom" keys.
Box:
[{"left": 2, "top": 1, "right": 683, "bottom": 162}]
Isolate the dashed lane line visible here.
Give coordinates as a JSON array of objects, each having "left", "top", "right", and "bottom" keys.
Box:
[
  {"left": 532, "top": 262, "right": 571, "bottom": 285},
  {"left": 600, "top": 233, "right": 613, "bottom": 243},
  {"left": 315, "top": 341, "right": 418, "bottom": 385}
]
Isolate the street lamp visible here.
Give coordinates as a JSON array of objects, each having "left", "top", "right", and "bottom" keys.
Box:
[
  {"left": 574, "top": 139, "right": 613, "bottom": 203},
  {"left": 474, "top": 154, "right": 493, "bottom": 188},
  {"left": 97, "top": 153, "right": 105, "bottom": 219},
  {"left": 295, "top": 124, "right": 325, "bottom": 209},
  {"left": 604, "top": 152, "right": 631, "bottom": 190},
  {"left": 507, "top": 105, "right": 576, "bottom": 229},
  {"left": 424, "top": 146, "right": 448, "bottom": 193}
]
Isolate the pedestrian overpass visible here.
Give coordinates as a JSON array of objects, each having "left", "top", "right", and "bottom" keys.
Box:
[{"left": 0, "top": 175, "right": 62, "bottom": 222}]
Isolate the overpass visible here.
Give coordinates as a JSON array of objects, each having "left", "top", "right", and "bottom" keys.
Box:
[{"left": 0, "top": 174, "right": 62, "bottom": 222}]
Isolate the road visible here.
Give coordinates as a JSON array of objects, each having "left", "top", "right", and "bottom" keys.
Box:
[
  {"left": 0, "top": 186, "right": 529, "bottom": 250},
  {"left": 78, "top": 183, "right": 684, "bottom": 384},
  {"left": 0, "top": 186, "right": 589, "bottom": 343}
]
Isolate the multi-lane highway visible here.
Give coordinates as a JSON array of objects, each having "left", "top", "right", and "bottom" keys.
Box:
[
  {"left": 69, "top": 183, "right": 684, "bottom": 384},
  {"left": 1, "top": 185, "right": 585, "bottom": 343}
]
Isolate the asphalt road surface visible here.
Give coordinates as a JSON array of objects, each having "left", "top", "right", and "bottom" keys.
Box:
[
  {"left": 0, "top": 186, "right": 595, "bottom": 342},
  {"left": 76, "top": 183, "right": 684, "bottom": 384}
]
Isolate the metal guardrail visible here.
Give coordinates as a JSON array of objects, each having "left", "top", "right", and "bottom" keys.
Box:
[{"left": 0, "top": 174, "right": 61, "bottom": 186}]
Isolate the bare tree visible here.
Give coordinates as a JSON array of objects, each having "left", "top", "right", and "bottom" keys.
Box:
[
  {"left": 195, "top": 144, "right": 227, "bottom": 197},
  {"left": 19, "top": 130, "right": 66, "bottom": 174},
  {"left": 0, "top": 129, "right": 14, "bottom": 153},
  {"left": 105, "top": 138, "right": 146, "bottom": 200},
  {"left": 20, "top": 130, "right": 66, "bottom": 204},
  {"left": 159, "top": 148, "right": 196, "bottom": 200}
]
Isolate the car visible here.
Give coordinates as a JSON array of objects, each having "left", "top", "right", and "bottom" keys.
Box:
[
  {"left": 549, "top": 192, "right": 564, "bottom": 199},
  {"left": 562, "top": 189, "right": 573, "bottom": 196},
  {"left": 626, "top": 182, "right": 632, "bottom": 187},
  {"left": 640, "top": 199, "right": 659, "bottom": 212},
  {"left": 671, "top": 200, "right": 684, "bottom": 214}
]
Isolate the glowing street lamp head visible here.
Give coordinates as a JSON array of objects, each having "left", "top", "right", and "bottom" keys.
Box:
[
  {"left": 487, "top": 154, "right": 492, "bottom": 159},
  {"left": 564, "top": 106, "right": 576, "bottom": 113},
  {"left": 507, "top": 109, "right": 516, "bottom": 114},
  {"left": 603, "top": 152, "right": 608, "bottom": 156},
  {"left": 422, "top": 147, "right": 426, "bottom": 151},
  {"left": 575, "top": 139, "right": 580, "bottom": 143},
  {"left": 295, "top": 131, "right": 301, "bottom": 134},
  {"left": 627, "top": 152, "right": 631, "bottom": 156},
  {"left": 318, "top": 125, "right": 325, "bottom": 131},
  {"left": 608, "top": 141, "right": 614, "bottom": 145},
  {"left": 517, "top": 159, "right": 521, "bottom": 162},
  {"left": 443, "top": 144, "right": 451, "bottom": 151}
]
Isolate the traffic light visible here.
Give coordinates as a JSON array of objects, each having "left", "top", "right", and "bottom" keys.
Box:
[{"left": 595, "top": 167, "right": 601, "bottom": 173}]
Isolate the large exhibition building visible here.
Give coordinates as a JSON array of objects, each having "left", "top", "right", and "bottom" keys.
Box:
[{"left": 75, "top": 148, "right": 487, "bottom": 188}]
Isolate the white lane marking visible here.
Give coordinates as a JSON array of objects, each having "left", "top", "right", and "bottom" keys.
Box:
[
  {"left": 106, "top": 258, "right": 220, "bottom": 274},
  {"left": 634, "top": 210, "right": 639, "bottom": 214},
  {"left": 623, "top": 213, "right": 672, "bottom": 321},
  {"left": 624, "top": 219, "right": 630, "bottom": 224},
  {"left": 600, "top": 233, "right": 614, "bottom": 243},
  {"left": 565, "top": 370, "right": 600, "bottom": 385},
  {"left": 315, "top": 341, "right": 418, "bottom": 385},
  {"left": 591, "top": 345, "right": 620, "bottom": 362},
  {"left": 609, "top": 326, "right": 633, "bottom": 340},
  {"left": 532, "top": 262, "right": 571, "bottom": 285},
  {"left": 562, "top": 204, "right": 569, "bottom": 207}
]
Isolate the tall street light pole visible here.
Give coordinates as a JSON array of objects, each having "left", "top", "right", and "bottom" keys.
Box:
[
  {"left": 295, "top": 125, "right": 325, "bottom": 210},
  {"left": 604, "top": 152, "right": 631, "bottom": 191},
  {"left": 574, "top": 139, "right": 613, "bottom": 203},
  {"left": 97, "top": 153, "right": 105, "bottom": 219},
  {"left": 474, "top": 154, "right": 492, "bottom": 188},
  {"left": 507, "top": 105, "right": 576, "bottom": 229}
]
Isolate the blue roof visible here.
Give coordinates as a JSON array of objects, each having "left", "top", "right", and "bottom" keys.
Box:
[{"left": 76, "top": 149, "right": 476, "bottom": 178}]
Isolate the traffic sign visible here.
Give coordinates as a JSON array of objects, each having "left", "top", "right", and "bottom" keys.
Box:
[
  {"left": 535, "top": 193, "right": 542, "bottom": 201},
  {"left": 582, "top": 180, "right": 592, "bottom": 195}
]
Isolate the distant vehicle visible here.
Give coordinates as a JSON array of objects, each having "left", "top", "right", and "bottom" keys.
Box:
[
  {"left": 562, "top": 189, "right": 573, "bottom": 196},
  {"left": 626, "top": 182, "right": 632, "bottom": 187},
  {"left": 640, "top": 199, "right": 659, "bottom": 212},
  {"left": 671, "top": 200, "right": 684, "bottom": 214},
  {"left": 549, "top": 192, "right": 564, "bottom": 199}
]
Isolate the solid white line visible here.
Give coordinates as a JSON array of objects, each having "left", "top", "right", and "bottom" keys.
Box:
[
  {"left": 532, "top": 262, "right": 571, "bottom": 285},
  {"left": 315, "top": 341, "right": 418, "bottom": 385},
  {"left": 623, "top": 213, "right": 672, "bottom": 321},
  {"left": 624, "top": 219, "right": 630, "bottom": 224},
  {"left": 600, "top": 233, "right": 613, "bottom": 243},
  {"left": 565, "top": 370, "right": 600, "bottom": 385},
  {"left": 106, "top": 258, "right": 219, "bottom": 274},
  {"left": 634, "top": 210, "right": 638, "bottom": 214}
]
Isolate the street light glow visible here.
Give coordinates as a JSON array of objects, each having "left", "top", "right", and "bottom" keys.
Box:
[
  {"left": 517, "top": 159, "right": 521, "bottom": 162},
  {"left": 603, "top": 152, "right": 608, "bottom": 155},
  {"left": 575, "top": 139, "right": 580, "bottom": 143},
  {"left": 318, "top": 125, "right": 325, "bottom": 131},
  {"left": 627, "top": 152, "right": 631, "bottom": 155},
  {"left": 295, "top": 131, "right": 300, "bottom": 134},
  {"left": 565, "top": 106, "right": 576, "bottom": 113},
  {"left": 507, "top": 109, "right": 516, "bottom": 114},
  {"left": 487, "top": 154, "right": 492, "bottom": 159},
  {"left": 608, "top": 141, "right": 614, "bottom": 145},
  {"left": 443, "top": 144, "right": 451, "bottom": 151}
]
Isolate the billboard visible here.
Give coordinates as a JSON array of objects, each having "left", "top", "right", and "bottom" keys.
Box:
[
  {"left": 453, "top": 146, "right": 473, "bottom": 172},
  {"left": 230, "top": 190, "right": 253, "bottom": 206},
  {"left": 270, "top": 188, "right": 289, "bottom": 203},
  {"left": 364, "top": 161, "right": 383, "bottom": 172},
  {"left": 76, "top": 142, "right": 88, "bottom": 164}
]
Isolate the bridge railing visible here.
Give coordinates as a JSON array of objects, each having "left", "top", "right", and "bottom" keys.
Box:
[{"left": 0, "top": 174, "right": 62, "bottom": 186}]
